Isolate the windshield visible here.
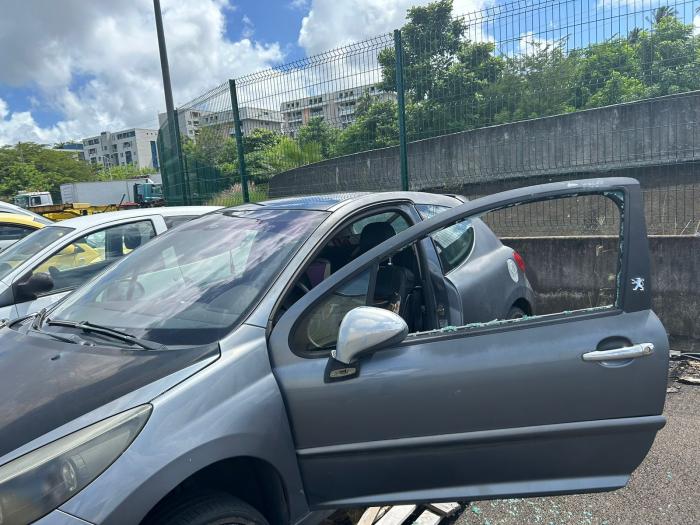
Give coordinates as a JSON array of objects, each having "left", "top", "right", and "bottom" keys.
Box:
[
  {"left": 48, "top": 208, "right": 326, "bottom": 346},
  {"left": 0, "top": 226, "right": 72, "bottom": 282}
]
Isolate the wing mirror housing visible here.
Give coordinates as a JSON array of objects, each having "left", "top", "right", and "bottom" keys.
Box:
[
  {"left": 15, "top": 273, "right": 54, "bottom": 302},
  {"left": 325, "top": 306, "right": 408, "bottom": 383}
]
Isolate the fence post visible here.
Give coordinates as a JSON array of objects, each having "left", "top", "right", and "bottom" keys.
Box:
[
  {"left": 394, "top": 29, "right": 409, "bottom": 191},
  {"left": 172, "top": 108, "right": 189, "bottom": 205},
  {"left": 229, "top": 79, "right": 250, "bottom": 203}
]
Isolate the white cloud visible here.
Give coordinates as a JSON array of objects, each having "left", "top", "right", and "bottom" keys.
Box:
[
  {"left": 298, "top": 0, "right": 493, "bottom": 57},
  {"left": 0, "top": 0, "right": 284, "bottom": 145},
  {"left": 518, "top": 31, "right": 557, "bottom": 56},
  {"left": 289, "top": 0, "right": 310, "bottom": 10},
  {"left": 241, "top": 15, "right": 255, "bottom": 38}
]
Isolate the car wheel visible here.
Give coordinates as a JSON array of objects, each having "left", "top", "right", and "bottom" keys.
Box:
[
  {"left": 148, "top": 491, "right": 269, "bottom": 525},
  {"left": 507, "top": 305, "right": 527, "bottom": 319}
]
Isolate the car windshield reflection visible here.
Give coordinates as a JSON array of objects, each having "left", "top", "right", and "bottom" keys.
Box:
[{"left": 47, "top": 209, "right": 326, "bottom": 347}]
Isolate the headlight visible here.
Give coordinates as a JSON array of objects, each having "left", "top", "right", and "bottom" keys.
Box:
[{"left": 0, "top": 404, "right": 151, "bottom": 525}]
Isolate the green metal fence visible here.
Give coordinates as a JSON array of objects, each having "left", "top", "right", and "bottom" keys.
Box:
[{"left": 158, "top": 0, "right": 700, "bottom": 233}]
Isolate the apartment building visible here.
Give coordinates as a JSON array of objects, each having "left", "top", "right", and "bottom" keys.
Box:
[
  {"left": 82, "top": 128, "right": 160, "bottom": 169},
  {"left": 280, "top": 84, "right": 395, "bottom": 135},
  {"left": 52, "top": 142, "right": 85, "bottom": 161},
  {"left": 158, "top": 107, "right": 282, "bottom": 141}
]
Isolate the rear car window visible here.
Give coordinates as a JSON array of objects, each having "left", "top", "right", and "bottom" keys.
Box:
[
  {"left": 416, "top": 204, "right": 475, "bottom": 273},
  {"left": 0, "top": 224, "right": 35, "bottom": 241}
]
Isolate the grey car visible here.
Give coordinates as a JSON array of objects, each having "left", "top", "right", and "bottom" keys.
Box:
[{"left": 0, "top": 179, "right": 668, "bottom": 525}]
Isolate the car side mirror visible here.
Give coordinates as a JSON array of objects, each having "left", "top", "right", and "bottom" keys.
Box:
[
  {"left": 15, "top": 272, "right": 54, "bottom": 302},
  {"left": 325, "top": 306, "right": 408, "bottom": 383}
]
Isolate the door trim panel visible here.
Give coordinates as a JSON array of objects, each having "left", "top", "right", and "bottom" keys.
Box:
[
  {"left": 297, "top": 415, "right": 665, "bottom": 457},
  {"left": 301, "top": 415, "right": 665, "bottom": 508}
]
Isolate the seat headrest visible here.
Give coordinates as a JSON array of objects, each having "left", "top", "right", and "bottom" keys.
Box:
[
  {"left": 359, "top": 222, "right": 395, "bottom": 255},
  {"left": 123, "top": 227, "right": 143, "bottom": 250},
  {"left": 306, "top": 258, "right": 331, "bottom": 288}
]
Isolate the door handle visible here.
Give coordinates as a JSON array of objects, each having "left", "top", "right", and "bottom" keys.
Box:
[{"left": 582, "top": 343, "right": 654, "bottom": 362}]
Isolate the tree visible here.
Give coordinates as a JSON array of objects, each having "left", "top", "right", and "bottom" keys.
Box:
[
  {"left": 296, "top": 117, "right": 339, "bottom": 158},
  {"left": 242, "top": 128, "right": 282, "bottom": 182},
  {"left": 377, "top": 0, "right": 505, "bottom": 139},
  {"left": 637, "top": 15, "right": 700, "bottom": 97},
  {"left": 335, "top": 95, "right": 399, "bottom": 155},
  {"left": 0, "top": 142, "right": 95, "bottom": 201},
  {"left": 261, "top": 137, "right": 323, "bottom": 173}
]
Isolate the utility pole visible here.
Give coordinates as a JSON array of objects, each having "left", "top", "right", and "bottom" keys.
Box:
[
  {"left": 154, "top": 0, "right": 175, "bottom": 122},
  {"left": 153, "top": 0, "right": 188, "bottom": 204}
]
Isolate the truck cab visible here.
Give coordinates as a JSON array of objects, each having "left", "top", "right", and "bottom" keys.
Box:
[{"left": 14, "top": 192, "right": 54, "bottom": 209}]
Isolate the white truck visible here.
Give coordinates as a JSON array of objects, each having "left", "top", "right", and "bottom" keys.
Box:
[{"left": 60, "top": 177, "right": 162, "bottom": 206}]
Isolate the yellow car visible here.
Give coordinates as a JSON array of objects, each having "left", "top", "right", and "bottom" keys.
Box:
[{"left": 0, "top": 214, "right": 46, "bottom": 252}]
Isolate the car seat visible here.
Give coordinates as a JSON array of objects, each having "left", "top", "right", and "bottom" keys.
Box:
[{"left": 358, "top": 222, "right": 395, "bottom": 255}]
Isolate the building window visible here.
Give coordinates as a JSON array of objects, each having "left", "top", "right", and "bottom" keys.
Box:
[
  {"left": 123, "top": 141, "right": 131, "bottom": 148},
  {"left": 125, "top": 151, "right": 133, "bottom": 164}
]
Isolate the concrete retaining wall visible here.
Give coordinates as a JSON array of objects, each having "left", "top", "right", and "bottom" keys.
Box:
[
  {"left": 506, "top": 235, "right": 699, "bottom": 350},
  {"left": 270, "top": 91, "right": 700, "bottom": 197}
]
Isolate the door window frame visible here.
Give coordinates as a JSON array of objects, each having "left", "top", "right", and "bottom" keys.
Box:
[
  {"left": 270, "top": 203, "right": 430, "bottom": 346},
  {"left": 274, "top": 180, "right": 648, "bottom": 359}
]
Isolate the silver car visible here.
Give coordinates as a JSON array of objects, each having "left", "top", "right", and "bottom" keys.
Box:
[
  {"left": 0, "top": 180, "right": 667, "bottom": 525},
  {"left": 0, "top": 206, "right": 220, "bottom": 320}
]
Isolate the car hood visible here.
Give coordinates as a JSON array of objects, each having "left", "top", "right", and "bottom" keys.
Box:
[{"left": 0, "top": 327, "right": 219, "bottom": 458}]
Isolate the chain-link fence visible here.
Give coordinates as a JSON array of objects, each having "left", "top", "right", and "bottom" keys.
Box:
[{"left": 158, "top": 0, "right": 700, "bottom": 234}]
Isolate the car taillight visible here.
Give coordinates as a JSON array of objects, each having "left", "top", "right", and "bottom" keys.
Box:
[{"left": 513, "top": 250, "right": 526, "bottom": 272}]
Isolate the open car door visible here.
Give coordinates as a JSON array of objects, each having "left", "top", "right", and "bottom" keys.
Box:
[{"left": 269, "top": 178, "right": 668, "bottom": 509}]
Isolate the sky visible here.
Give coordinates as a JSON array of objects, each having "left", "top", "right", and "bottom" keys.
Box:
[{"left": 0, "top": 0, "right": 691, "bottom": 146}]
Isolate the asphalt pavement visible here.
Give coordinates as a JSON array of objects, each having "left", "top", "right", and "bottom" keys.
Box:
[{"left": 453, "top": 383, "right": 700, "bottom": 525}]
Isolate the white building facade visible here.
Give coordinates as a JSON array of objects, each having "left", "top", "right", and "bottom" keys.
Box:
[
  {"left": 158, "top": 107, "right": 282, "bottom": 141},
  {"left": 280, "top": 84, "right": 395, "bottom": 135},
  {"left": 82, "top": 128, "right": 160, "bottom": 170}
]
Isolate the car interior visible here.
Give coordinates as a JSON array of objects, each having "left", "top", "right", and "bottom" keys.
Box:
[
  {"left": 283, "top": 208, "right": 432, "bottom": 351},
  {"left": 24, "top": 223, "right": 155, "bottom": 295}
]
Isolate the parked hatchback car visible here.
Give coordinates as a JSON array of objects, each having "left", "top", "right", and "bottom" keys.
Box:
[
  {"left": 0, "top": 179, "right": 667, "bottom": 525},
  {"left": 0, "top": 213, "right": 48, "bottom": 252},
  {"left": 0, "top": 206, "right": 220, "bottom": 320}
]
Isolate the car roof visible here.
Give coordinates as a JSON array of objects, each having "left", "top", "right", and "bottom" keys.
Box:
[
  {"left": 0, "top": 202, "right": 53, "bottom": 224},
  {"left": 247, "top": 193, "right": 369, "bottom": 211},
  {"left": 234, "top": 191, "right": 464, "bottom": 212},
  {"left": 53, "top": 206, "right": 222, "bottom": 229},
  {"left": 0, "top": 213, "right": 46, "bottom": 227}
]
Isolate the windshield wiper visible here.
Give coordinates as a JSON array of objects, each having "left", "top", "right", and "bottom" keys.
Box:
[
  {"left": 27, "top": 308, "right": 84, "bottom": 345},
  {"left": 46, "top": 319, "right": 167, "bottom": 351},
  {"left": 31, "top": 307, "right": 48, "bottom": 330}
]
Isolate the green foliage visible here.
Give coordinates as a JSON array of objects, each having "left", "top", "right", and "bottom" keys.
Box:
[
  {"left": 335, "top": 96, "right": 399, "bottom": 155},
  {"left": 173, "top": 0, "right": 700, "bottom": 194},
  {"left": 0, "top": 142, "right": 95, "bottom": 201},
  {"left": 379, "top": 0, "right": 505, "bottom": 138},
  {"left": 261, "top": 136, "right": 323, "bottom": 173},
  {"left": 297, "top": 117, "right": 340, "bottom": 158}
]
